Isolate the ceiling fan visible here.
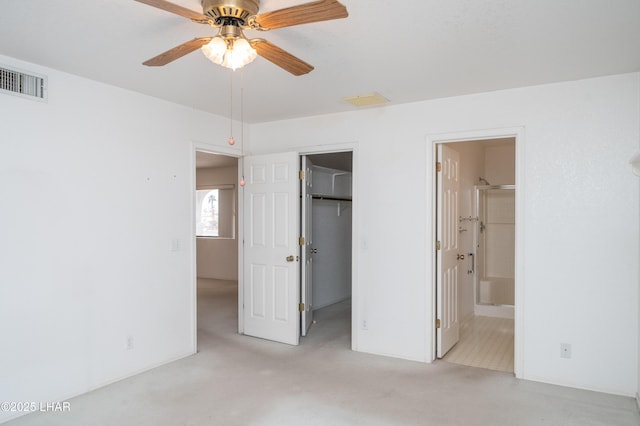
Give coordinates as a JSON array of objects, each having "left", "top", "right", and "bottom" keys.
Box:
[{"left": 134, "top": 0, "right": 348, "bottom": 75}]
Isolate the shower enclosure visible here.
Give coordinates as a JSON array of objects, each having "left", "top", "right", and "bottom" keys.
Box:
[{"left": 474, "top": 185, "right": 515, "bottom": 311}]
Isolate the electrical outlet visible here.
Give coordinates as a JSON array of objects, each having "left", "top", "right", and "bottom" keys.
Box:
[
  {"left": 560, "top": 343, "right": 571, "bottom": 359},
  {"left": 362, "top": 320, "right": 368, "bottom": 330},
  {"left": 126, "top": 336, "right": 134, "bottom": 350}
]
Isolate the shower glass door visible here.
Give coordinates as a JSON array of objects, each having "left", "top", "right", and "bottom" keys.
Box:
[{"left": 475, "top": 185, "right": 515, "bottom": 306}]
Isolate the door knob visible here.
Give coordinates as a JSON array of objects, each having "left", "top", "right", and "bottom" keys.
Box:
[
  {"left": 310, "top": 248, "right": 318, "bottom": 254},
  {"left": 457, "top": 254, "right": 465, "bottom": 260},
  {"left": 286, "top": 255, "right": 299, "bottom": 262}
]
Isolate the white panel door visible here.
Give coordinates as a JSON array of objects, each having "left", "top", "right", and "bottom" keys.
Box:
[
  {"left": 301, "top": 156, "right": 314, "bottom": 336},
  {"left": 436, "top": 144, "right": 460, "bottom": 358},
  {"left": 243, "top": 152, "right": 300, "bottom": 345}
]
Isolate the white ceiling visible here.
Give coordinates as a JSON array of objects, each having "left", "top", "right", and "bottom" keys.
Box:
[{"left": 1, "top": 0, "right": 639, "bottom": 123}]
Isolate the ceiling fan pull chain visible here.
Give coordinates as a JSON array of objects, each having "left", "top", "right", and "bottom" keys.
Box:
[
  {"left": 228, "top": 70, "right": 235, "bottom": 146},
  {"left": 239, "top": 68, "right": 246, "bottom": 187}
]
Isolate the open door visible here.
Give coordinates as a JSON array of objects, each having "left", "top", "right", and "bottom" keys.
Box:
[
  {"left": 300, "top": 156, "right": 314, "bottom": 336},
  {"left": 436, "top": 144, "right": 460, "bottom": 357},
  {"left": 242, "top": 152, "right": 300, "bottom": 345}
]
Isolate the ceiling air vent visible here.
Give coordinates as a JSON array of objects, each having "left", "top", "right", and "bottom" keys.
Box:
[
  {"left": 0, "top": 65, "right": 47, "bottom": 102},
  {"left": 343, "top": 92, "right": 389, "bottom": 108}
]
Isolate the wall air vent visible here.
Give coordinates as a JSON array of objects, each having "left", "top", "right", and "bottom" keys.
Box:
[{"left": 0, "top": 65, "right": 47, "bottom": 102}]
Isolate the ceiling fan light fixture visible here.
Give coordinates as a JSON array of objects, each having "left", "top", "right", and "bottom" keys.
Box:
[
  {"left": 201, "top": 36, "right": 227, "bottom": 64},
  {"left": 201, "top": 35, "right": 257, "bottom": 70},
  {"left": 138, "top": 0, "right": 349, "bottom": 75},
  {"left": 225, "top": 38, "right": 257, "bottom": 70}
]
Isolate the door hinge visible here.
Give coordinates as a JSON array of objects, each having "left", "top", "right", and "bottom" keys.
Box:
[
  {"left": 436, "top": 319, "right": 441, "bottom": 328},
  {"left": 436, "top": 162, "right": 442, "bottom": 172},
  {"left": 299, "top": 303, "right": 304, "bottom": 312},
  {"left": 299, "top": 170, "right": 305, "bottom": 180},
  {"left": 436, "top": 240, "right": 441, "bottom": 251},
  {"left": 299, "top": 236, "right": 305, "bottom": 246}
]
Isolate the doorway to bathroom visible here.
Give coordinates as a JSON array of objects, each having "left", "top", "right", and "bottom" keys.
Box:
[{"left": 435, "top": 136, "right": 516, "bottom": 373}]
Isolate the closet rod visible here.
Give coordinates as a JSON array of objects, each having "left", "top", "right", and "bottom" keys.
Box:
[{"left": 312, "top": 195, "right": 352, "bottom": 202}]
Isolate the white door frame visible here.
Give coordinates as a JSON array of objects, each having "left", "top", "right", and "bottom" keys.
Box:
[
  {"left": 190, "top": 141, "right": 242, "bottom": 352},
  {"left": 426, "top": 128, "right": 525, "bottom": 378}
]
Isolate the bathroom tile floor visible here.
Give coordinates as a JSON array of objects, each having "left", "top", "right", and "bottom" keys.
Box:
[{"left": 443, "top": 315, "right": 514, "bottom": 372}]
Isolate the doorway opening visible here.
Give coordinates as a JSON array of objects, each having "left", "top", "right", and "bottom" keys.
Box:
[
  {"left": 194, "top": 150, "right": 239, "bottom": 350},
  {"left": 300, "top": 152, "right": 353, "bottom": 345},
  {"left": 434, "top": 137, "right": 517, "bottom": 373},
  {"left": 239, "top": 148, "right": 356, "bottom": 348}
]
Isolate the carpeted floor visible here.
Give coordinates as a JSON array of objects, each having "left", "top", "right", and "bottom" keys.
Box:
[{"left": 6, "top": 278, "right": 639, "bottom": 425}]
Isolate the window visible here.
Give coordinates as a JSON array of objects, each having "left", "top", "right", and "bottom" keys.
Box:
[
  {"left": 196, "top": 189, "right": 219, "bottom": 236},
  {"left": 196, "top": 186, "right": 235, "bottom": 238}
]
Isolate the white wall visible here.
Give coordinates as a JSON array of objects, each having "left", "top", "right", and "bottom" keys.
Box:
[
  {"left": 312, "top": 199, "right": 352, "bottom": 309},
  {"left": 249, "top": 73, "right": 640, "bottom": 396},
  {"left": 485, "top": 144, "right": 516, "bottom": 185},
  {"left": 196, "top": 165, "right": 238, "bottom": 281},
  {"left": 0, "top": 55, "right": 241, "bottom": 423},
  {"left": 311, "top": 166, "right": 353, "bottom": 309}
]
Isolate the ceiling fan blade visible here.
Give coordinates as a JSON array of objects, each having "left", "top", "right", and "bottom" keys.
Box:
[
  {"left": 254, "top": 0, "right": 348, "bottom": 30},
  {"left": 143, "top": 37, "right": 213, "bottom": 66},
  {"left": 252, "top": 40, "right": 314, "bottom": 76},
  {"left": 134, "top": 0, "right": 210, "bottom": 22}
]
